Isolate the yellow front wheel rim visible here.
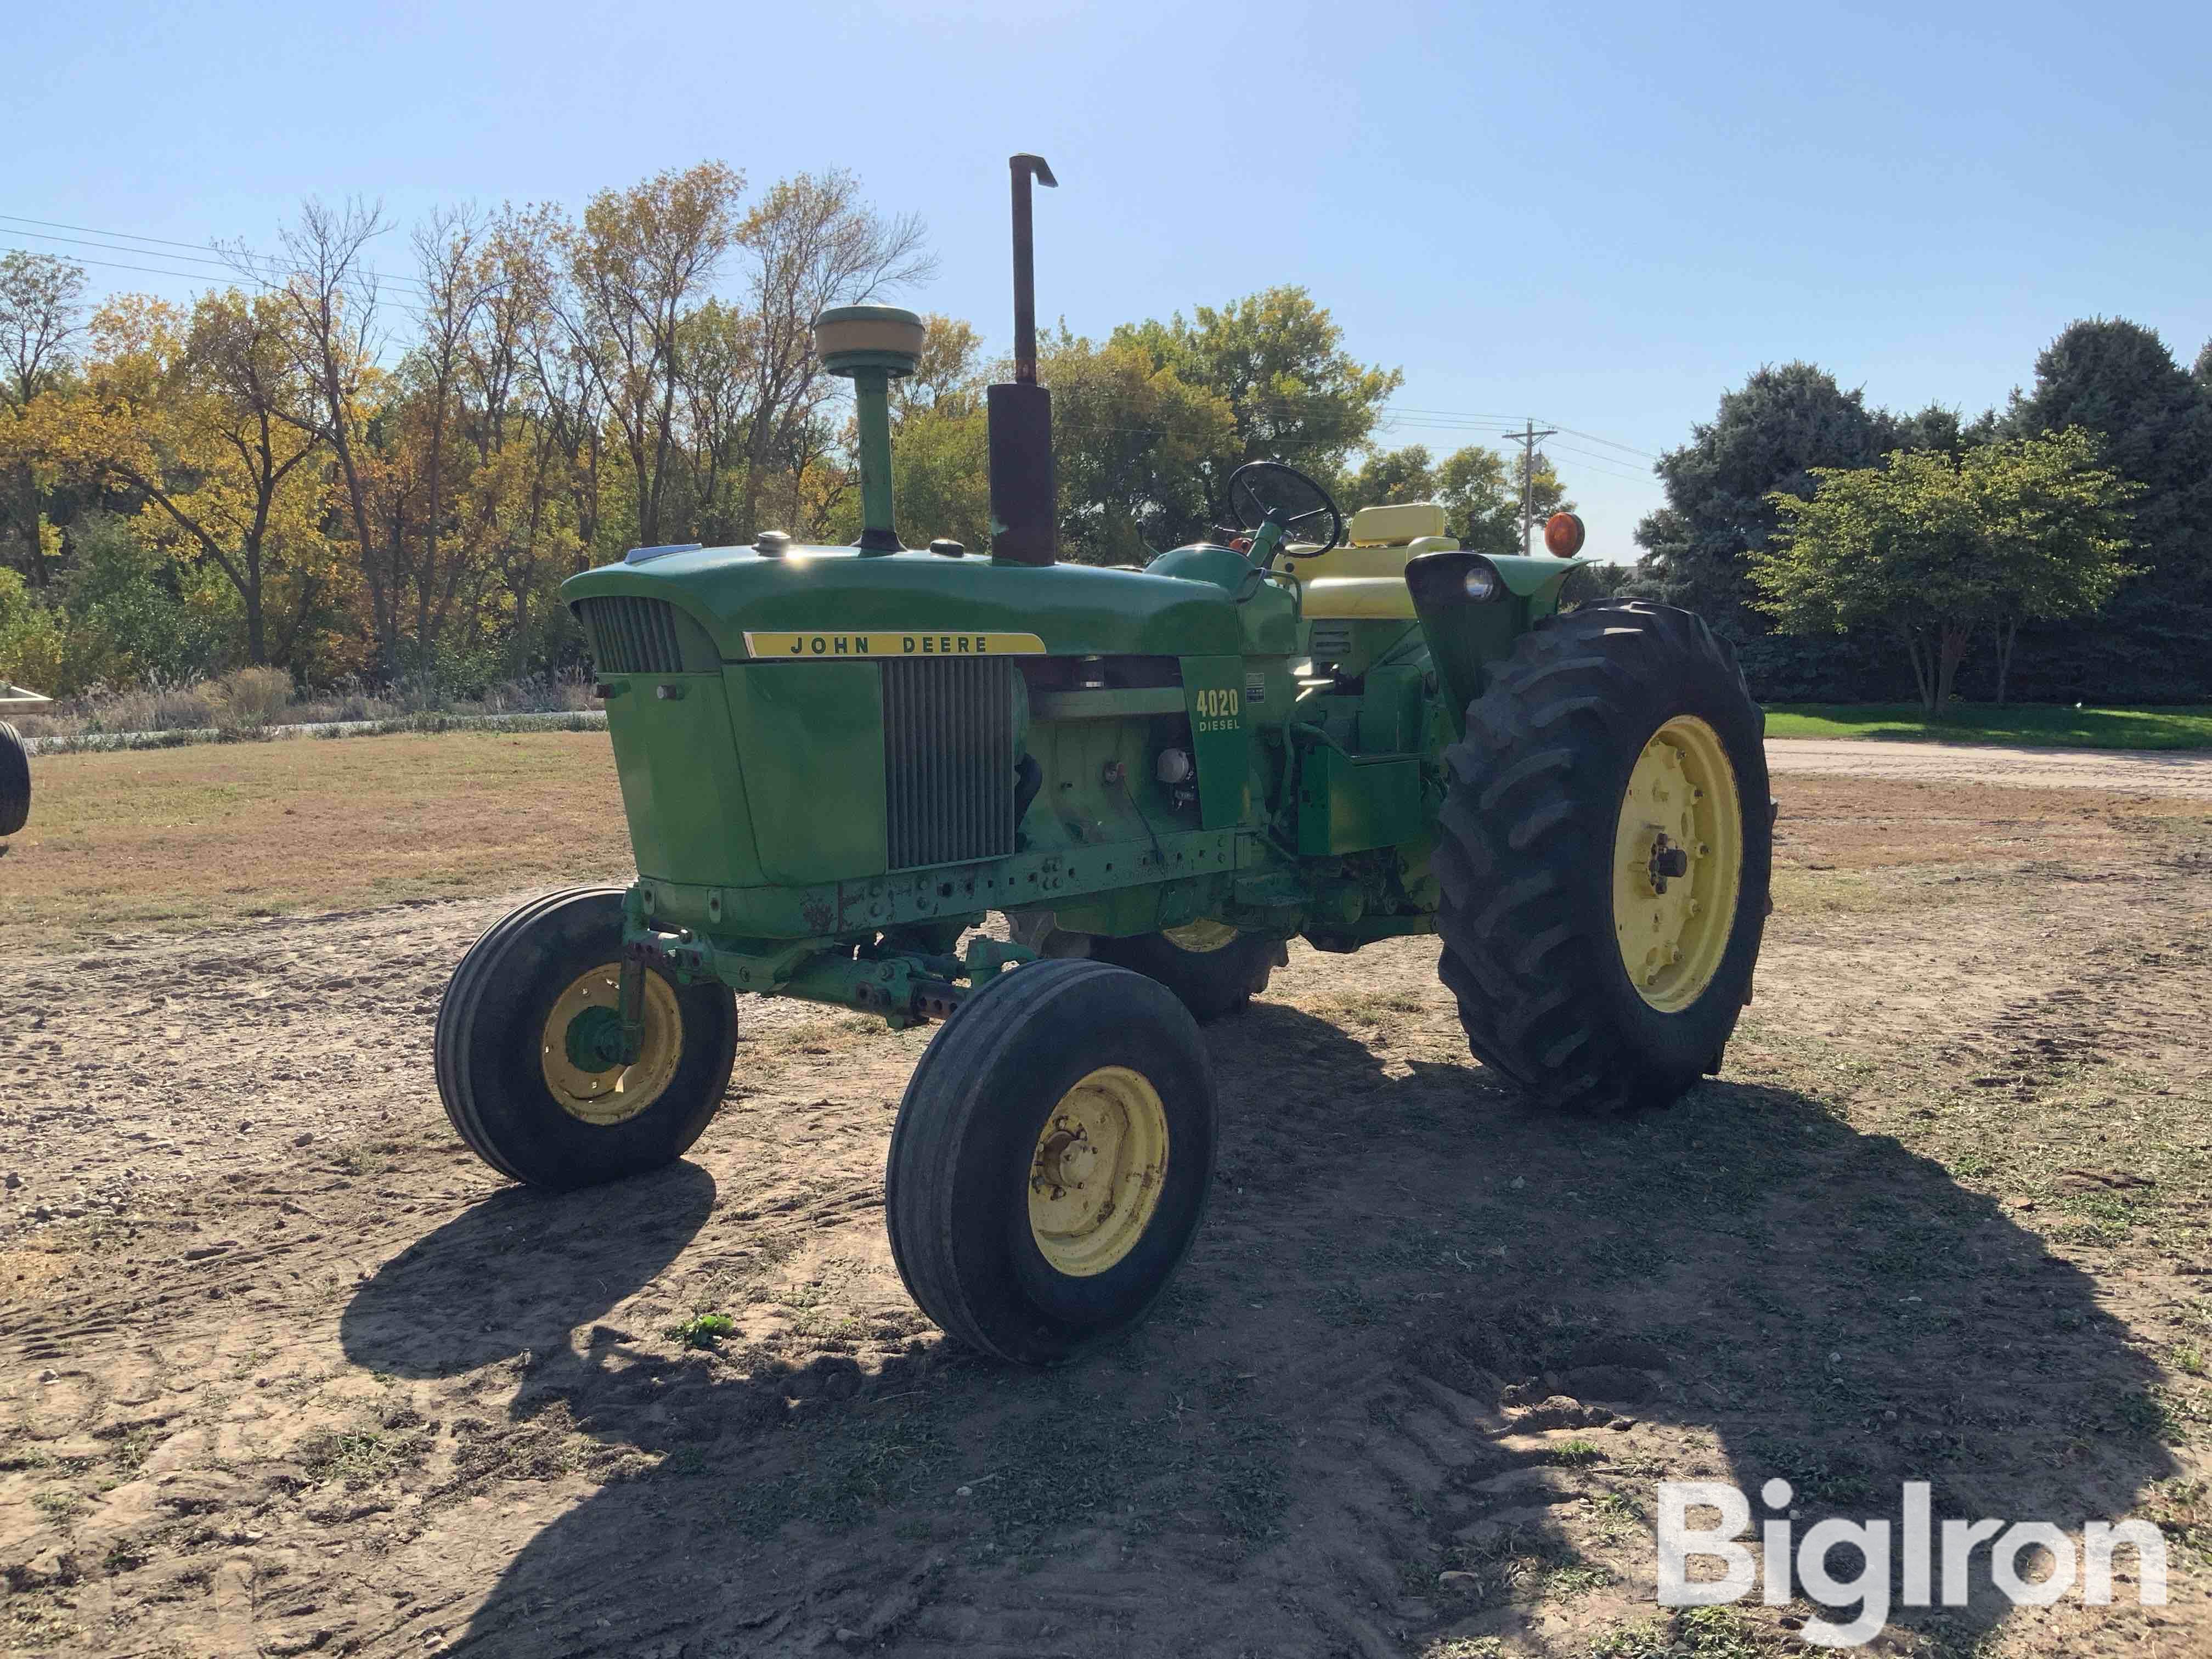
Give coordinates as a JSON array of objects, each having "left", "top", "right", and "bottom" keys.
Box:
[
  {"left": 540, "top": 964, "right": 684, "bottom": 1125},
  {"left": 1611, "top": 715, "right": 1743, "bottom": 1012},
  {"left": 1161, "top": 919, "right": 1239, "bottom": 953},
  {"left": 1027, "top": 1066, "right": 1171, "bottom": 1278}
]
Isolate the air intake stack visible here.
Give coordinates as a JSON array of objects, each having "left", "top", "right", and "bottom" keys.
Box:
[
  {"left": 987, "top": 154, "right": 1058, "bottom": 566},
  {"left": 815, "top": 304, "right": 925, "bottom": 554}
]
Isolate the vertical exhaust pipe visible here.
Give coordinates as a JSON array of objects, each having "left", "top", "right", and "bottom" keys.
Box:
[{"left": 988, "top": 154, "right": 1058, "bottom": 566}]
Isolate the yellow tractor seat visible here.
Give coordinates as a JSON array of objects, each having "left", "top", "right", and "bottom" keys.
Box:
[{"left": 1294, "top": 501, "right": 1458, "bottom": 618}]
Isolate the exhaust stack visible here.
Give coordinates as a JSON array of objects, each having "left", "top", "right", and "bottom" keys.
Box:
[{"left": 988, "top": 154, "right": 1058, "bottom": 566}]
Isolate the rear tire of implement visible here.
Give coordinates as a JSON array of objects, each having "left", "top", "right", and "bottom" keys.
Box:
[
  {"left": 1432, "top": 600, "right": 1771, "bottom": 1113},
  {"left": 0, "top": 721, "right": 29, "bottom": 838},
  {"left": 1087, "top": 926, "right": 1277, "bottom": 1022},
  {"left": 434, "top": 887, "right": 737, "bottom": 1189},
  {"left": 884, "top": 959, "right": 1216, "bottom": 1364}
]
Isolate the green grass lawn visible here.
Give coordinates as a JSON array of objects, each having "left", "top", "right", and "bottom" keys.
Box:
[{"left": 1764, "top": 702, "right": 2212, "bottom": 749}]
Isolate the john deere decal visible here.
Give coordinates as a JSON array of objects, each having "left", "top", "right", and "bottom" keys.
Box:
[{"left": 744, "top": 631, "right": 1048, "bottom": 658}]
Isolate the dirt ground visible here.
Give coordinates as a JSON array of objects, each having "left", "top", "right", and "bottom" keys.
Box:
[
  {"left": 3, "top": 758, "right": 2211, "bottom": 1657},
  {"left": 1765, "top": 737, "right": 2212, "bottom": 796}
]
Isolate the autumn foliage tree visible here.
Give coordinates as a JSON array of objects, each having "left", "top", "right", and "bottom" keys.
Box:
[{"left": 0, "top": 167, "right": 1612, "bottom": 699}]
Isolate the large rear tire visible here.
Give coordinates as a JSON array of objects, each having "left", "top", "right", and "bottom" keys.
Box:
[
  {"left": 1432, "top": 601, "right": 1770, "bottom": 1113},
  {"left": 885, "top": 959, "right": 1216, "bottom": 1364},
  {"left": 435, "top": 887, "right": 738, "bottom": 1189},
  {"left": 0, "top": 721, "right": 28, "bottom": 837},
  {"left": 1088, "top": 922, "right": 1278, "bottom": 1021}
]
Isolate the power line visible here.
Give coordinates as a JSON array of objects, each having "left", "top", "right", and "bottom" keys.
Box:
[
  {"left": 0, "top": 215, "right": 439, "bottom": 308},
  {"left": 1544, "top": 441, "right": 1655, "bottom": 482},
  {"left": 0, "top": 242, "right": 438, "bottom": 331},
  {"left": 1539, "top": 421, "right": 1660, "bottom": 461}
]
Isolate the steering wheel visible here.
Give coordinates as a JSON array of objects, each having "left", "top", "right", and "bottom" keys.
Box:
[{"left": 1224, "top": 461, "right": 1344, "bottom": 560}]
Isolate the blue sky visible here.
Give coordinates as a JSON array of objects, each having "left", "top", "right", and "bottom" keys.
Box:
[{"left": 11, "top": 1, "right": 2209, "bottom": 562}]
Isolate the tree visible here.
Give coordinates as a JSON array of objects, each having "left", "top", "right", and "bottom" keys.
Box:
[
  {"left": 258, "top": 195, "right": 399, "bottom": 672},
  {"left": 1340, "top": 442, "right": 1534, "bottom": 557},
  {"left": 464, "top": 203, "right": 581, "bottom": 670},
  {"left": 26, "top": 292, "right": 334, "bottom": 668},
  {"left": 2007, "top": 319, "right": 2212, "bottom": 569},
  {"left": 732, "top": 171, "right": 933, "bottom": 540},
  {"left": 1753, "top": 431, "right": 2134, "bottom": 713},
  {"left": 393, "top": 205, "right": 501, "bottom": 663},
  {"left": 1991, "top": 319, "right": 2212, "bottom": 703},
  {"left": 1040, "top": 330, "right": 1237, "bottom": 564},
  {"left": 882, "top": 315, "right": 988, "bottom": 550},
  {"left": 1635, "top": 362, "right": 1960, "bottom": 634},
  {"left": 562, "top": 162, "right": 746, "bottom": 552},
  {"left": 1111, "top": 287, "right": 1400, "bottom": 518},
  {"left": 1345, "top": 444, "right": 1435, "bottom": 507},
  {"left": 0, "top": 252, "right": 86, "bottom": 408},
  {"left": 0, "top": 252, "right": 89, "bottom": 585},
  {"left": 1436, "top": 444, "right": 1523, "bottom": 558}
]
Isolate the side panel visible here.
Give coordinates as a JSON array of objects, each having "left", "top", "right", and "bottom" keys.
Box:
[
  {"left": 722, "top": 663, "right": 889, "bottom": 884},
  {"left": 1295, "top": 742, "right": 1425, "bottom": 855},
  {"left": 1180, "top": 653, "right": 1250, "bottom": 831},
  {"left": 605, "top": 673, "right": 763, "bottom": 887}
]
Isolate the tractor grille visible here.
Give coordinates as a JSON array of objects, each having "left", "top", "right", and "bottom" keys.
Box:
[
  {"left": 574, "top": 596, "right": 686, "bottom": 675},
  {"left": 882, "top": 657, "right": 1017, "bottom": 870}
]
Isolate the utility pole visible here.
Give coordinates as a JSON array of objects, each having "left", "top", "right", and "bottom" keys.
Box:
[{"left": 1512, "top": 419, "right": 1559, "bottom": 554}]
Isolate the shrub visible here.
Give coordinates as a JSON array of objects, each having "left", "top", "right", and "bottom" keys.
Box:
[{"left": 210, "top": 665, "right": 295, "bottom": 727}]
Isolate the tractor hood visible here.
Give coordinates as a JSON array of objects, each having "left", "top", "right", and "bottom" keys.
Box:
[{"left": 563, "top": 544, "right": 1242, "bottom": 661}]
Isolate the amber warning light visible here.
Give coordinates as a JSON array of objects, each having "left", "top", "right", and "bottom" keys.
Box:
[{"left": 1544, "top": 512, "right": 1587, "bottom": 558}]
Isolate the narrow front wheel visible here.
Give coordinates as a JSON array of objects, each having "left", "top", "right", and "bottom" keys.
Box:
[
  {"left": 884, "top": 960, "right": 1217, "bottom": 1364},
  {"left": 435, "top": 887, "right": 737, "bottom": 1189}
]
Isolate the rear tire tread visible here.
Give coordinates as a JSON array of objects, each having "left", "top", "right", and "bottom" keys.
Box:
[{"left": 1432, "top": 600, "right": 1770, "bottom": 1115}]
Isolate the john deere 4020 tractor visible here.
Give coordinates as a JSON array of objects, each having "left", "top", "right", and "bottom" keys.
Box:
[{"left": 436, "top": 157, "right": 1770, "bottom": 1363}]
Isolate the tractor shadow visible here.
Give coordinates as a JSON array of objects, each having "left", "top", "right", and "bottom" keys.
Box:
[
  {"left": 347, "top": 1006, "right": 2180, "bottom": 1656},
  {"left": 339, "top": 1160, "right": 718, "bottom": 1379}
]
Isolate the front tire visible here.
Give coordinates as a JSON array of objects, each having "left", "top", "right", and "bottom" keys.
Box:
[
  {"left": 0, "top": 721, "right": 29, "bottom": 837},
  {"left": 435, "top": 887, "right": 738, "bottom": 1189},
  {"left": 885, "top": 959, "right": 1217, "bottom": 1364},
  {"left": 1432, "top": 601, "right": 1770, "bottom": 1113},
  {"left": 1088, "top": 922, "right": 1278, "bottom": 1021}
]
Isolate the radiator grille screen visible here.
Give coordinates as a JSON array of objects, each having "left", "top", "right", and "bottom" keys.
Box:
[
  {"left": 575, "top": 596, "right": 685, "bottom": 675},
  {"left": 882, "top": 657, "right": 1018, "bottom": 870}
]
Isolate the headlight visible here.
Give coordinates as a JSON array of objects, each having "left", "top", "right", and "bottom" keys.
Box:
[{"left": 1463, "top": 566, "right": 1499, "bottom": 601}]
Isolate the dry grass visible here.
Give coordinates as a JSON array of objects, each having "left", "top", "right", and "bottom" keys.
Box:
[
  {"left": 8, "top": 667, "right": 596, "bottom": 741},
  {"left": 0, "top": 730, "right": 631, "bottom": 951}
]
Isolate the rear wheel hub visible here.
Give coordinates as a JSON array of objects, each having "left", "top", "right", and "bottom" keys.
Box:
[{"left": 1611, "top": 715, "right": 1743, "bottom": 1012}]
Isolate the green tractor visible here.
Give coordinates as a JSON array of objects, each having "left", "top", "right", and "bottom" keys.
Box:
[{"left": 435, "top": 156, "right": 1771, "bottom": 1364}]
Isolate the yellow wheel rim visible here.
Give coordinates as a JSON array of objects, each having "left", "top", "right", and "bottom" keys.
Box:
[
  {"left": 1026, "top": 1066, "right": 1171, "bottom": 1278},
  {"left": 1611, "top": 715, "right": 1743, "bottom": 1012},
  {"left": 1161, "top": 918, "right": 1239, "bottom": 953},
  {"left": 539, "top": 964, "right": 684, "bottom": 1126}
]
